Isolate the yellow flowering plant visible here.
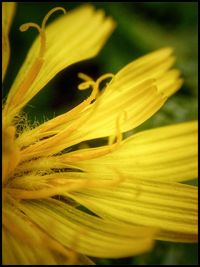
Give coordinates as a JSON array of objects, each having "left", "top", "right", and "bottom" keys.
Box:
[{"left": 2, "top": 2, "right": 198, "bottom": 265}]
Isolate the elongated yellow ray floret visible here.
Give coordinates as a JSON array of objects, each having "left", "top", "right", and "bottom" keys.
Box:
[
  {"left": 65, "top": 121, "right": 198, "bottom": 183},
  {"left": 16, "top": 47, "right": 182, "bottom": 153},
  {"left": 10, "top": 198, "right": 157, "bottom": 258},
  {"left": 67, "top": 178, "right": 198, "bottom": 243},
  {"left": 3, "top": 201, "right": 95, "bottom": 264},
  {"left": 3, "top": 5, "right": 115, "bottom": 125}
]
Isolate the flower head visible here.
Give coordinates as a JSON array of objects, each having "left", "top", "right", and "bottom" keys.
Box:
[{"left": 2, "top": 3, "right": 198, "bottom": 265}]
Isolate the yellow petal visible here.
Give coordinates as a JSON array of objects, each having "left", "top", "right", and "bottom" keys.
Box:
[
  {"left": 2, "top": 2, "right": 16, "bottom": 81},
  {"left": 17, "top": 78, "right": 166, "bottom": 160},
  {"left": 107, "top": 47, "right": 182, "bottom": 97},
  {"left": 71, "top": 80, "right": 166, "bottom": 143},
  {"left": 3, "top": 196, "right": 96, "bottom": 264},
  {"left": 3, "top": 226, "right": 59, "bottom": 264},
  {"left": 156, "top": 69, "right": 183, "bottom": 97},
  {"left": 67, "top": 179, "right": 198, "bottom": 243},
  {"left": 16, "top": 47, "right": 181, "bottom": 153},
  {"left": 3, "top": 202, "right": 74, "bottom": 264},
  {"left": 3, "top": 5, "right": 115, "bottom": 122},
  {"left": 66, "top": 121, "right": 198, "bottom": 183},
  {"left": 3, "top": 223, "right": 94, "bottom": 265},
  {"left": 16, "top": 198, "right": 157, "bottom": 258},
  {"left": 78, "top": 48, "right": 182, "bottom": 140}
]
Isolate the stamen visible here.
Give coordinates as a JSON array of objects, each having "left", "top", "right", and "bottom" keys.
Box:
[
  {"left": 59, "top": 111, "right": 127, "bottom": 163},
  {"left": 20, "top": 23, "right": 41, "bottom": 33},
  {"left": 115, "top": 110, "right": 127, "bottom": 145},
  {"left": 3, "top": 7, "right": 67, "bottom": 118},
  {"left": 41, "top": 7, "right": 66, "bottom": 57},
  {"left": 20, "top": 7, "right": 66, "bottom": 59},
  {"left": 78, "top": 72, "right": 114, "bottom": 99},
  {"left": 96, "top": 73, "right": 114, "bottom": 88},
  {"left": 78, "top": 73, "right": 98, "bottom": 101},
  {"left": 19, "top": 88, "right": 104, "bottom": 162},
  {"left": 78, "top": 72, "right": 93, "bottom": 82},
  {"left": 78, "top": 81, "right": 95, "bottom": 90},
  {"left": 78, "top": 73, "right": 95, "bottom": 91},
  {"left": 108, "top": 111, "right": 128, "bottom": 146},
  {"left": 19, "top": 22, "right": 45, "bottom": 57},
  {"left": 16, "top": 72, "right": 114, "bottom": 148},
  {"left": 78, "top": 73, "right": 114, "bottom": 90}
]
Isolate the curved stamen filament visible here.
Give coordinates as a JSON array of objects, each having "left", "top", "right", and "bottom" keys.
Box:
[
  {"left": 78, "top": 80, "right": 95, "bottom": 90},
  {"left": 78, "top": 73, "right": 93, "bottom": 82},
  {"left": 96, "top": 73, "right": 114, "bottom": 88},
  {"left": 78, "top": 73, "right": 95, "bottom": 91},
  {"left": 78, "top": 72, "right": 114, "bottom": 100},
  {"left": 41, "top": 7, "right": 66, "bottom": 57},
  {"left": 16, "top": 75, "right": 100, "bottom": 150},
  {"left": 41, "top": 7, "right": 66, "bottom": 30},
  {"left": 20, "top": 7, "right": 66, "bottom": 59},
  {"left": 16, "top": 73, "right": 114, "bottom": 149}
]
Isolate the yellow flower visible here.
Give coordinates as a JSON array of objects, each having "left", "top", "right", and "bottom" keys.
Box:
[{"left": 2, "top": 3, "right": 198, "bottom": 265}]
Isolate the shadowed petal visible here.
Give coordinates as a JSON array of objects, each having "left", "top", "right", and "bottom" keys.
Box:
[
  {"left": 67, "top": 178, "right": 198, "bottom": 243},
  {"left": 15, "top": 198, "right": 157, "bottom": 258},
  {"left": 2, "top": 2, "right": 16, "bottom": 81}
]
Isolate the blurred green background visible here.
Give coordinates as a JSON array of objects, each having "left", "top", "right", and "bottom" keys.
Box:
[{"left": 3, "top": 2, "right": 198, "bottom": 265}]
